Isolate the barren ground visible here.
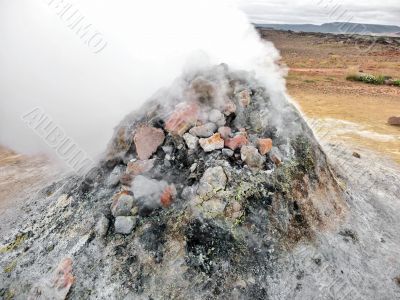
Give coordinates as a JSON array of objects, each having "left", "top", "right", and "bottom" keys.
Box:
[{"left": 262, "top": 29, "right": 400, "bottom": 163}]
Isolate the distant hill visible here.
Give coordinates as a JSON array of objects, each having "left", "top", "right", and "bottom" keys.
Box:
[{"left": 254, "top": 22, "right": 400, "bottom": 35}]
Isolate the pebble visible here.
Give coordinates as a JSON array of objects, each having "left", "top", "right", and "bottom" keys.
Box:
[
  {"left": 189, "top": 122, "right": 217, "bottom": 138},
  {"left": 95, "top": 215, "right": 110, "bottom": 237},
  {"left": 111, "top": 194, "right": 135, "bottom": 217},
  {"left": 183, "top": 133, "right": 199, "bottom": 150},
  {"left": 222, "top": 148, "right": 234, "bottom": 157},
  {"left": 199, "top": 133, "right": 225, "bottom": 152},
  {"left": 224, "top": 135, "right": 248, "bottom": 151},
  {"left": 257, "top": 138, "right": 273, "bottom": 155},
  {"left": 114, "top": 216, "right": 136, "bottom": 235}
]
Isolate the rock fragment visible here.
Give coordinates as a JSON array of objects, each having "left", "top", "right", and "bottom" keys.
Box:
[
  {"left": 126, "top": 159, "right": 155, "bottom": 176},
  {"left": 183, "top": 133, "right": 199, "bottom": 150},
  {"left": 165, "top": 102, "right": 199, "bottom": 136},
  {"left": 114, "top": 216, "right": 136, "bottom": 235},
  {"left": 199, "top": 133, "right": 225, "bottom": 152},
  {"left": 111, "top": 194, "right": 135, "bottom": 217},
  {"left": 222, "top": 148, "right": 234, "bottom": 157},
  {"left": 224, "top": 135, "right": 248, "bottom": 151},
  {"left": 189, "top": 123, "right": 217, "bottom": 138},
  {"left": 257, "top": 138, "right": 273, "bottom": 155},
  {"left": 134, "top": 126, "right": 165, "bottom": 160},
  {"left": 29, "top": 258, "right": 74, "bottom": 300},
  {"left": 95, "top": 215, "right": 110, "bottom": 237},
  {"left": 241, "top": 145, "right": 266, "bottom": 169},
  {"left": 107, "top": 165, "right": 125, "bottom": 187}
]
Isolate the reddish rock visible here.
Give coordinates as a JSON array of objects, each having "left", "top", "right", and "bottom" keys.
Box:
[
  {"left": 238, "top": 90, "right": 251, "bottom": 107},
  {"left": 29, "top": 258, "right": 75, "bottom": 299},
  {"left": 165, "top": 102, "right": 199, "bottom": 136},
  {"left": 134, "top": 126, "right": 165, "bottom": 160},
  {"left": 257, "top": 138, "right": 273, "bottom": 155},
  {"left": 224, "top": 135, "right": 248, "bottom": 151},
  {"left": 199, "top": 133, "right": 225, "bottom": 152},
  {"left": 126, "top": 159, "right": 155, "bottom": 176},
  {"left": 53, "top": 258, "right": 74, "bottom": 290},
  {"left": 160, "top": 185, "right": 176, "bottom": 208},
  {"left": 218, "top": 127, "right": 232, "bottom": 139},
  {"left": 388, "top": 116, "right": 400, "bottom": 126}
]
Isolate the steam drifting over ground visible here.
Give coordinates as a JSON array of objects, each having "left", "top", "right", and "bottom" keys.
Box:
[{"left": 0, "top": 0, "right": 285, "bottom": 168}]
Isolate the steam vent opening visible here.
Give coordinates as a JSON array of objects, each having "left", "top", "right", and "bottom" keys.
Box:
[{"left": 1, "top": 64, "right": 347, "bottom": 299}]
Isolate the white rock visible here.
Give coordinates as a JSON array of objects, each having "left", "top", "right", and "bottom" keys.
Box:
[
  {"left": 183, "top": 133, "right": 199, "bottom": 150},
  {"left": 114, "top": 216, "right": 136, "bottom": 235}
]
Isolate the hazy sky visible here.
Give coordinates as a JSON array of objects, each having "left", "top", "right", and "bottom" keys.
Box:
[{"left": 238, "top": 0, "right": 400, "bottom": 26}]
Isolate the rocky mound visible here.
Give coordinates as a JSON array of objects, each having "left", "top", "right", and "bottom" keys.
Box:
[{"left": 0, "top": 64, "right": 345, "bottom": 299}]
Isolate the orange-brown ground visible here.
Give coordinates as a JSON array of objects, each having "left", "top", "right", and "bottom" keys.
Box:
[{"left": 262, "top": 29, "right": 400, "bottom": 163}]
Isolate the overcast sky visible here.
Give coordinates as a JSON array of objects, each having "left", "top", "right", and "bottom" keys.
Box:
[{"left": 238, "top": 0, "right": 400, "bottom": 26}]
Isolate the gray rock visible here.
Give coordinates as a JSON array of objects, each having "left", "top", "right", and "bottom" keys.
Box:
[
  {"left": 114, "top": 216, "right": 136, "bottom": 235},
  {"left": 95, "top": 215, "right": 110, "bottom": 237},
  {"left": 106, "top": 165, "right": 125, "bottom": 187},
  {"left": 183, "top": 133, "right": 199, "bottom": 150},
  {"left": 197, "top": 166, "right": 227, "bottom": 196},
  {"left": 189, "top": 122, "right": 217, "bottom": 138},
  {"left": 222, "top": 148, "right": 234, "bottom": 157},
  {"left": 208, "top": 109, "right": 226, "bottom": 126},
  {"left": 241, "top": 145, "right": 266, "bottom": 169},
  {"left": 111, "top": 194, "right": 135, "bottom": 217}
]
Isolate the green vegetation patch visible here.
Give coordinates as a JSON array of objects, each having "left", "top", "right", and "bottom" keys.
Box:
[
  {"left": 0, "top": 233, "right": 28, "bottom": 254},
  {"left": 346, "top": 73, "right": 386, "bottom": 85}
]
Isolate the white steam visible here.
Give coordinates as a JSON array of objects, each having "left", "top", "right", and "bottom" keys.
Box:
[{"left": 0, "top": 0, "right": 285, "bottom": 164}]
